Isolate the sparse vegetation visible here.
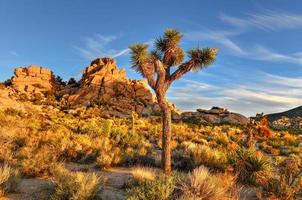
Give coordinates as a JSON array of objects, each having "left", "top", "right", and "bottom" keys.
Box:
[
  {"left": 50, "top": 164, "right": 103, "bottom": 200},
  {"left": 0, "top": 106, "right": 301, "bottom": 199},
  {"left": 178, "top": 166, "right": 237, "bottom": 200}
]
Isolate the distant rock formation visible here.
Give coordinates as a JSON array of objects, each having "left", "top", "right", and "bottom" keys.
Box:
[
  {"left": 61, "top": 58, "right": 177, "bottom": 117},
  {"left": 266, "top": 106, "right": 302, "bottom": 121},
  {"left": 266, "top": 106, "right": 302, "bottom": 130},
  {"left": 176, "top": 107, "right": 249, "bottom": 125},
  {"left": 11, "top": 65, "right": 56, "bottom": 94}
]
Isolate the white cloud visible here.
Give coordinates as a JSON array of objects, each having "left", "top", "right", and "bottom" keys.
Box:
[
  {"left": 167, "top": 72, "right": 302, "bottom": 116},
  {"left": 74, "top": 34, "right": 129, "bottom": 60},
  {"left": 220, "top": 10, "right": 302, "bottom": 31},
  {"left": 184, "top": 30, "right": 245, "bottom": 55},
  {"left": 9, "top": 51, "right": 19, "bottom": 57},
  {"left": 185, "top": 30, "right": 302, "bottom": 65},
  {"left": 251, "top": 46, "right": 302, "bottom": 65}
]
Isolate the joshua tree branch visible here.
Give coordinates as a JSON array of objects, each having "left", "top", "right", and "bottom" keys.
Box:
[
  {"left": 155, "top": 60, "right": 166, "bottom": 93},
  {"left": 168, "top": 60, "right": 193, "bottom": 85},
  {"left": 140, "top": 63, "right": 156, "bottom": 89}
]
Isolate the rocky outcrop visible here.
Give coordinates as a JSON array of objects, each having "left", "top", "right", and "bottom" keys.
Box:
[
  {"left": 11, "top": 65, "right": 56, "bottom": 94},
  {"left": 177, "top": 107, "right": 249, "bottom": 125},
  {"left": 61, "top": 58, "right": 176, "bottom": 117},
  {"left": 0, "top": 85, "right": 27, "bottom": 111}
]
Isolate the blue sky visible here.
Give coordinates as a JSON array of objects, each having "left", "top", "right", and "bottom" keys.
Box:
[{"left": 1, "top": 0, "right": 302, "bottom": 116}]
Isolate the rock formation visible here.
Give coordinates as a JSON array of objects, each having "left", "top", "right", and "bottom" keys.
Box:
[
  {"left": 11, "top": 65, "right": 56, "bottom": 94},
  {"left": 0, "top": 85, "right": 25, "bottom": 111},
  {"left": 1, "top": 59, "right": 248, "bottom": 125},
  {"left": 61, "top": 58, "right": 173, "bottom": 117},
  {"left": 177, "top": 107, "right": 249, "bottom": 125}
]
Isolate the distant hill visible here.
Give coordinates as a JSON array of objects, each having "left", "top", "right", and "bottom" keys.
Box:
[{"left": 266, "top": 106, "right": 302, "bottom": 121}]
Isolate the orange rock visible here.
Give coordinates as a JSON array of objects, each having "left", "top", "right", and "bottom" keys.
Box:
[{"left": 11, "top": 65, "right": 55, "bottom": 94}]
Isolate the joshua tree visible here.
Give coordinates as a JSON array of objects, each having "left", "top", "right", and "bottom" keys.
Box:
[{"left": 129, "top": 29, "right": 218, "bottom": 174}]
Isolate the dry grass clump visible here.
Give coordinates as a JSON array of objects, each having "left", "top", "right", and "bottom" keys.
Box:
[
  {"left": 179, "top": 166, "right": 237, "bottom": 200},
  {"left": 50, "top": 164, "right": 103, "bottom": 200},
  {"left": 183, "top": 142, "right": 228, "bottom": 170},
  {"left": 0, "top": 164, "right": 20, "bottom": 197},
  {"left": 127, "top": 174, "right": 176, "bottom": 200},
  {"left": 131, "top": 167, "right": 157, "bottom": 184}
]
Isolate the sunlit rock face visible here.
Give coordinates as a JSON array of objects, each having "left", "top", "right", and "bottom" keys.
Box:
[
  {"left": 61, "top": 57, "right": 171, "bottom": 117},
  {"left": 11, "top": 65, "right": 55, "bottom": 94}
]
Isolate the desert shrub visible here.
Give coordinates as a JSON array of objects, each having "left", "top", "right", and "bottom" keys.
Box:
[
  {"left": 184, "top": 142, "right": 228, "bottom": 170},
  {"left": 96, "top": 138, "right": 122, "bottom": 168},
  {"left": 122, "top": 153, "right": 157, "bottom": 167},
  {"left": 258, "top": 117, "right": 272, "bottom": 138},
  {"left": 172, "top": 149, "right": 195, "bottom": 171},
  {"left": 102, "top": 119, "right": 113, "bottom": 137},
  {"left": 0, "top": 164, "right": 20, "bottom": 197},
  {"left": 215, "top": 133, "right": 229, "bottom": 146},
  {"left": 229, "top": 148, "right": 272, "bottom": 186},
  {"left": 4, "top": 108, "right": 22, "bottom": 116},
  {"left": 80, "top": 118, "right": 102, "bottom": 135},
  {"left": 178, "top": 166, "right": 236, "bottom": 200},
  {"left": 19, "top": 146, "right": 59, "bottom": 177},
  {"left": 0, "top": 110, "right": 6, "bottom": 126},
  {"left": 263, "top": 155, "right": 302, "bottom": 199},
  {"left": 127, "top": 174, "right": 176, "bottom": 200},
  {"left": 131, "top": 167, "right": 156, "bottom": 184},
  {"left": 282, "top": 132, "right": 298, "bottom": 146},
  {"left": 50, "top": 165, "right": 102, "bottom": 200}
]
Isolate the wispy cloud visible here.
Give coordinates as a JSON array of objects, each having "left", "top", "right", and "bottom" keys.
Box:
[
  {"left": 185, "top": 31, "right": 302, "bottom": 65},
  {"left": 8, "top": 51, "right": 19, "bottom": 57},
  {"left": 250, "top": 46, "right": 302, "bottom": 65},
  {"left": 74, "top": 34, "right": 129, "bottom": 60},
  {"left": 184, "top": 10, "right": 302, "bottom": 65},
  {"left": 220, "top": 10, "right": 302, "bottom": 31},
  {"left": 184, "top": 30, "right": 244, "bottom": 55},
  {"left": 168, "top": 72, "right": 302, "bottom": 116}
]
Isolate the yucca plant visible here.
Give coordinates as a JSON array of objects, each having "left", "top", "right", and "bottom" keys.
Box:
[
  {"left": 230, "top": 148, "right": 272, "bottom": 186},
  {"left": 264, "top": 155, "right": 302, "bottom": 199},
  {"left": 129, "top": 29, "right": 218, "bottom": 175}
]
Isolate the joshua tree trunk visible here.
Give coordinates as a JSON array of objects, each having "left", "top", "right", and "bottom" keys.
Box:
[
  {"left": 157, "top": 93, "right": 172, "bottom": 175},
  {"left": 162, "top": 105, "right": 171, "bottom": 175}
]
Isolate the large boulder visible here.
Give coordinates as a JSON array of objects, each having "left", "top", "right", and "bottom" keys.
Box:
[
  {"left": 61, "top": 58, "right": 178, "bottom": 117},
  {"left": 178, "top": 107, "right": 249, "bottom": 125},
  {"left": 11, "top": 65, "right": 56, "bottom": 94}
]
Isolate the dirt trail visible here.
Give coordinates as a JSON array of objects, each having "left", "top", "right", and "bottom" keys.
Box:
[{"left": 6, "top": 164, "right": 134, "bottom": 200}]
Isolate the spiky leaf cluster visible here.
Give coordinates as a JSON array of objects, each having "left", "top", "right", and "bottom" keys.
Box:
[
  {"left": 187, "top": 48, "right": 218, "bottom": 72},
  {"left": 155, "top": 29, "right": 183, "bottom": 52},
  {"left": 129, "top": 29, "right": 218, "bottom": 87},
  {"left": 129, "top": 44, "right": 150, "bottom": 76}
]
